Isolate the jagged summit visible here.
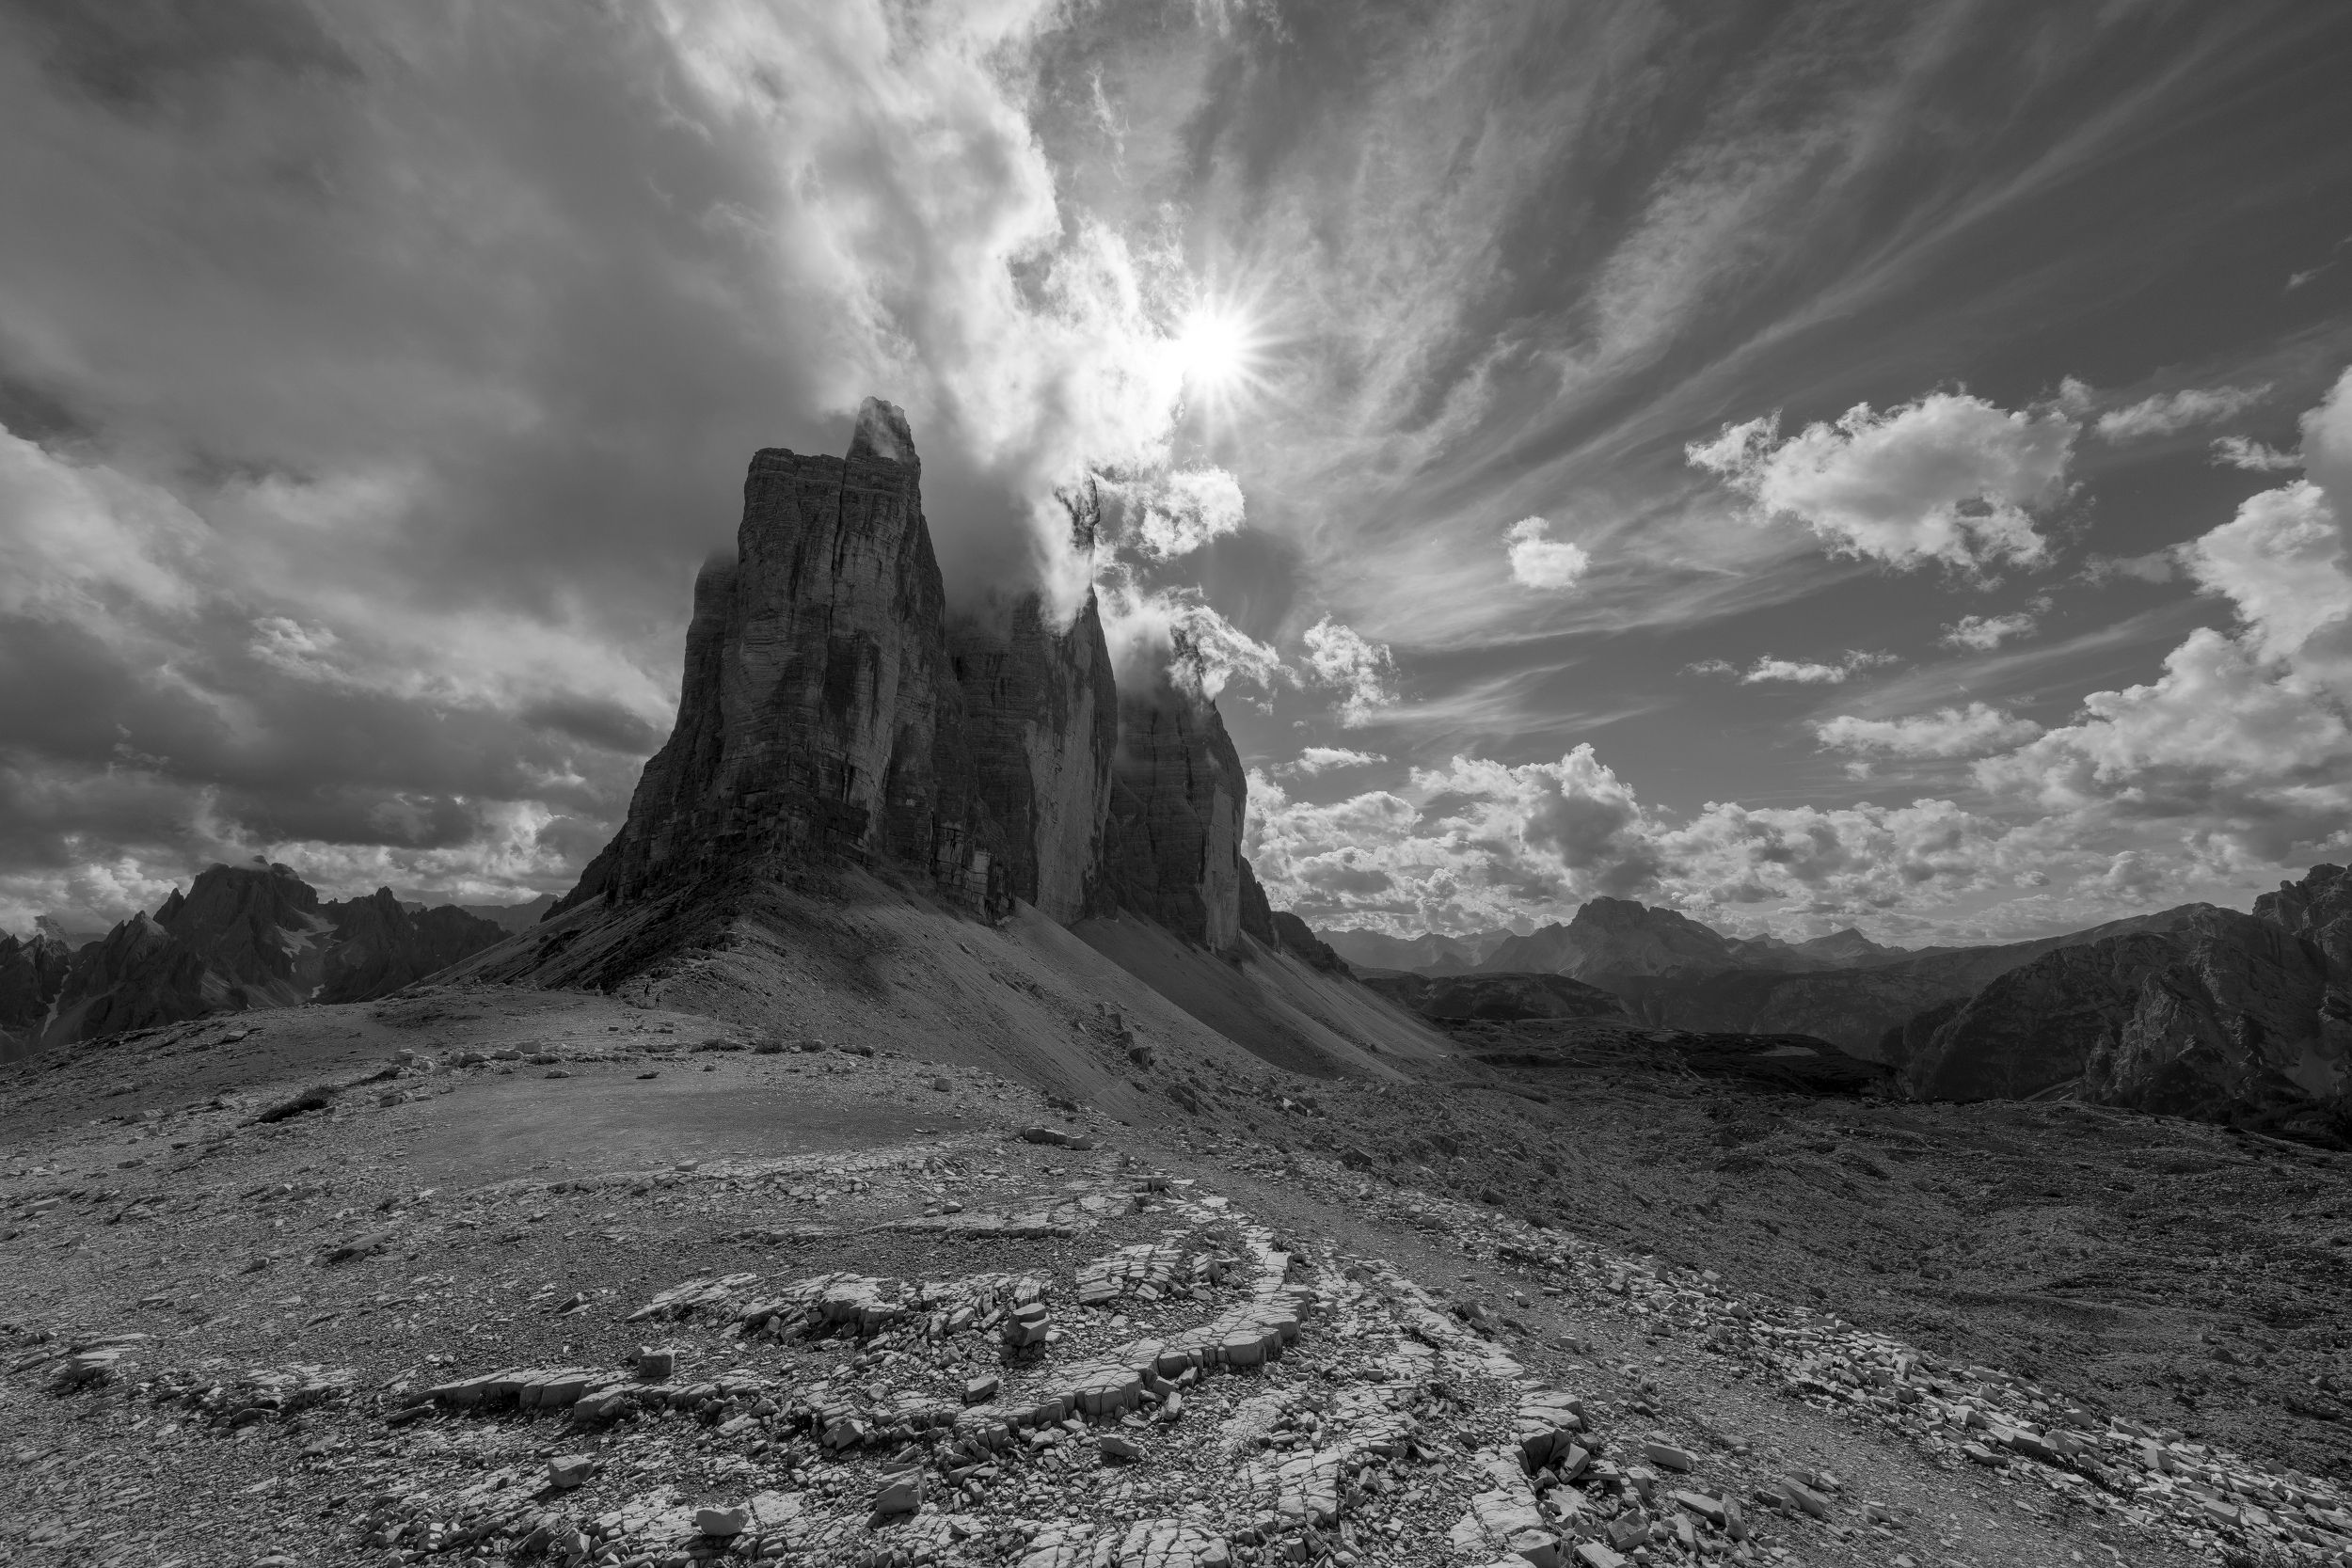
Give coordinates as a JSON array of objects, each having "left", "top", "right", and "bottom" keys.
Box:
[
  {"left": 0, "top": 863, "right": 509, "bottom": 1058},
  {"left": 845, "top": 394, "right": 915, "bottom": 467},
  {"left": 556, "top": 402, "right": 1263, "bottom": 953}
]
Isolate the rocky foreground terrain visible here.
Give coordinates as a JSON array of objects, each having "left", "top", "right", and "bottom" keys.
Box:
[
  {"left": 8, "top": 401, "right": 2347, "bottom": 1568},
  {"left": 7, "top": 987, "right": 2352, "bottom": 1568}
]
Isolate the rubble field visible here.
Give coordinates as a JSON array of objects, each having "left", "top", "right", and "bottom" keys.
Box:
[{"left": 2, "top": 986, "right": 2344, "bottom": 1568}]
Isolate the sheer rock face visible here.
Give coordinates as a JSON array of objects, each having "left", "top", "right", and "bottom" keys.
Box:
[
  {"left": 47, "top": 914, "right": 212, "bottom": 1044},
  {"left": 580, "top": 398, "right": 980, "bottom": 906},
  {"left": 563, "top": 400, "right": 1128, "bottom": 921},
  {"left": 1099, "top": 677, "right": 1247, "bottom": 951},
  {"left": 0, "top": 933, "right": 72, "bottom": 1028},
  {"left": 1891, "top": 868, "right": 2352, "bottom": 1131},
  {"left": 946, "top": 594, "right": 1120, "bottom": 925}
]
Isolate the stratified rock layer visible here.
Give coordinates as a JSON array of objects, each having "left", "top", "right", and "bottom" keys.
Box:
[
  {"left": 947, "top": 595, "right": 1120, "bottom": 926},
  {"left": 566, "top": 400, "right": 1130, "bottom": 926},
  {"left": 579, "top": 400, "right": 976, "bottom": 905},
  {"left": 1099, "top": 675, "right": 1247, "bottom": 951}
]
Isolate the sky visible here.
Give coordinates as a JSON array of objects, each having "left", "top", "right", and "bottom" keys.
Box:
[{"left": 3, "top": 0, "right": 2351, "bottom": 947}]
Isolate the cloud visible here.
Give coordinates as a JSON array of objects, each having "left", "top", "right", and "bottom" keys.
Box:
[
  {"left": 2213, "top": 436, "right": 2301, "bottom": 472},
  {"left": 1686, "top": 393, "right": 2074, "bottom": 576},
  {"left": 1099, "top": 582, "right": 1282, "bottom": 703},
  {"left": 1689, "top": 650, "right": 1898, "bottom": 685},
  {"left": 1813, "top": 703, "right": 2044, "bottom": 759},
  {"left": 1098, "top": 467, "right": 1248, "bottom": 560},
  {"left": 0, "top": 0, "right": 1279, "bottom": 923},
  {"left": 1974, "top": 370, "right": 2352, "bottom": 867},
  {"left": 1300, "top": 617, "right": 1399, "bottom": 727},
  {"left": 1503, "top": 516, "right": 1590, "bottom": 591},
  {"left": 2080, "top": 550, "right": 2178, "bottom": 585},
  {"left": 1280, "top": 747, "right": 1387, "bottom": 777},
  {"left": 1249, "top": 739, "right": 2021, "bottom": 934},
  {"left": 2090, "top": 384, "right": 2269, "bottom": 442},
  {"left": 1940, "top": 610, "right": 2037, "bottom": 650}
]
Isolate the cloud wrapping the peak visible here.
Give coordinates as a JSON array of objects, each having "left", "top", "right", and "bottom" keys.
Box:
[{"left": 1687, "top": 393, "right": 2075, "bottom": 576}]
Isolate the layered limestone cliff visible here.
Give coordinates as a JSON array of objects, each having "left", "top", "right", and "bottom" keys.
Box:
[
  {"left": 559, "top": 400, "right": 1276, "bottom": 953},
  {"left": 946, "top": 594, "right": 1120, "bottom": 925},
  {"left": 564, "top": 400, "right": 1128, "bottom": 923},
  {"left": 1098, "top": 673, "right": 1247, "bottom": 951}
]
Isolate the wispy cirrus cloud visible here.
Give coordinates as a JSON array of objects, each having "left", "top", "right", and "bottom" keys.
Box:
[{"left": 2089, "top": 383, "right": 2270, "bottom": 443}]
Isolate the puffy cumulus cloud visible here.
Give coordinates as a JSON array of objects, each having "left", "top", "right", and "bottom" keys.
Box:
[
  {"left": 1502, "top": 516, "right": 1590, "bottom": 591},
  {"left": 2091, "top": 384, "right": 2270, "bottom": 442},
  {"left": 1685, "top": 393, "right": 2074, "bottom": 576},
  {"left": 1248, "top": 746, "right": 1659, "bottom": 931},
  {"left": 1652, "top": 797, "right": 2013, "bottom": 914},
  {"left": 1248, "top": 738, "right": 2026, "bottom": 934},
  {"left": 1940, "top": 610, "right": 2037, "bottom": 650},
  {"left": 1279, "top": 747, "right": 1387, "bottom": 777},
  {"left": 1812, "top": 703, "right": 2043, "bottom": 759},
  {"left": 0, "top": 0, "right": 1260, "bottom": 921},
  {"left": 1973, "top": 371, "right": 2352, "bottom": 867},
  {"left": 1300, "top": 618, "right": 1399, "bottom": 728},
  {"left": 1096, "top": 467, "right": 1247, "bottom": 561},
  {"left": 1688, "top": 650, "right": 1897, "bottom": 685}
]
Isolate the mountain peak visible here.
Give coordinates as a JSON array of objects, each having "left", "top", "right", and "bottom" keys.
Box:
[{"left": 848, "top": 395, "right": 916, "bottom": 467}]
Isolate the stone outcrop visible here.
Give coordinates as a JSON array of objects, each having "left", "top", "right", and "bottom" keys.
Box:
[
  {"left": 33, "top": 863, "right": 507, "bottom": 1051},
  {"left": 567, "top": 400, "right": 978, "bottom": 906},
  {"left": 1097, "top": 673, "right": 1247, "bottom": 950},
  {"left": 1887, "top": 867, "right": 2352, "bottom": 1134},
  {"left": 560, "top": 400, "right": 1126, "bottom": 926},
  {"left": 946, "top": 595, "right": 1120, "bottom": 925},
  {"left": 540, "top": 400, "right": 1335, "bottom": 962}
]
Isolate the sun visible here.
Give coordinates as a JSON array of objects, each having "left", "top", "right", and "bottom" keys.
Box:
[{"left": 1171, "top": 303, "right": 1257, "bottom": 395}]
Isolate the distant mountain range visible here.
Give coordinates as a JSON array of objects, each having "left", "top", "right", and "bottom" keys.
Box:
[
  {"left": 0, "top": 863, "right": 522, "bottom": 1058},
  {"left": 1317, "top": 927, "right": 1514, "bottom": 974},
  {"left": 1319, "top": 870, "right": 2352, "bottom": 1139}
]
